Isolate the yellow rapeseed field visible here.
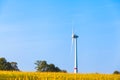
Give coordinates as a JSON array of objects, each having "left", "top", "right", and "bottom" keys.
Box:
[{"left": 0, "top": 71, "right": 120, "bottom": 80}]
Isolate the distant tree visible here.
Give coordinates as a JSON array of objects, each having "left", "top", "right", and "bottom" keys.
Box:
[
  {"left": 35, "top": 60, "right": 67, "bottom": 72},
  {"left": 113, "top": 70, "right": 120, "bottom": 74},
  {"left": 0, "top": 57, "right": 19, "bottom": 71},
  {"left": 10, "top": 62, "right": 19, "bottom": 71},
  {"left": 61, "top": 70, "right": 67, "bottom": 73},
  {"left": 35, "top": 60, "right": 48, "bottom": 72}
]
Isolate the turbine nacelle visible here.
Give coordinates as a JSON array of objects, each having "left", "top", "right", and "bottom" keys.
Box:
[{"left": 72, "top": 34, "right": 79, "bottom": 39}]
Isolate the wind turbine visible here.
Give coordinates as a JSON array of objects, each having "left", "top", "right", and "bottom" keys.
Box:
[{"left": 72, "top": 30, "right": 79, "bottom": 73}]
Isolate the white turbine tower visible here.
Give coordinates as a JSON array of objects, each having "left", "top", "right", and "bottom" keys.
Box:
[{"left": 72, "top": 32, "right": 79, "bottom": 73}]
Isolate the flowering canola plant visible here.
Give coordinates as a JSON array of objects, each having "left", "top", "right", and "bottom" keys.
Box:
[{"left": 0, "top": 71, "right": 120, "bottom": 80}]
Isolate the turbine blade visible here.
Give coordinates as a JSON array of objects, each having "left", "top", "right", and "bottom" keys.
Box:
[
  {"left": 70, "top": 38, "right": 74, "bottom": 54},
  {"left": 71, "top": 20, "right": 74, "bottom": 54},
  {"left": 72, "top": 21, "right": 74, "bottom": 35},
  {"left": 71, "top": 31, "right": 74, "bottom": 54}
]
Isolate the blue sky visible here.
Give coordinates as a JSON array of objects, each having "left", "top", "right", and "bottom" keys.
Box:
[{"left": 0, "top": 0, "right": 120, "bottom": 73}]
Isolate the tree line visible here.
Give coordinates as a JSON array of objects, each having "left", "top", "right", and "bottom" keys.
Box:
[
  {"left": 35, "top": 60, "right": 66, "bottom": 72},
  {"left": 0, "top": 57, "right": 66, "bottom": 72},
  {"left": 1, "top": 57, "right": 119, "bottom": 73},
  {"left": 0, "top": 57, "right": 19, "bottom": 71}
]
